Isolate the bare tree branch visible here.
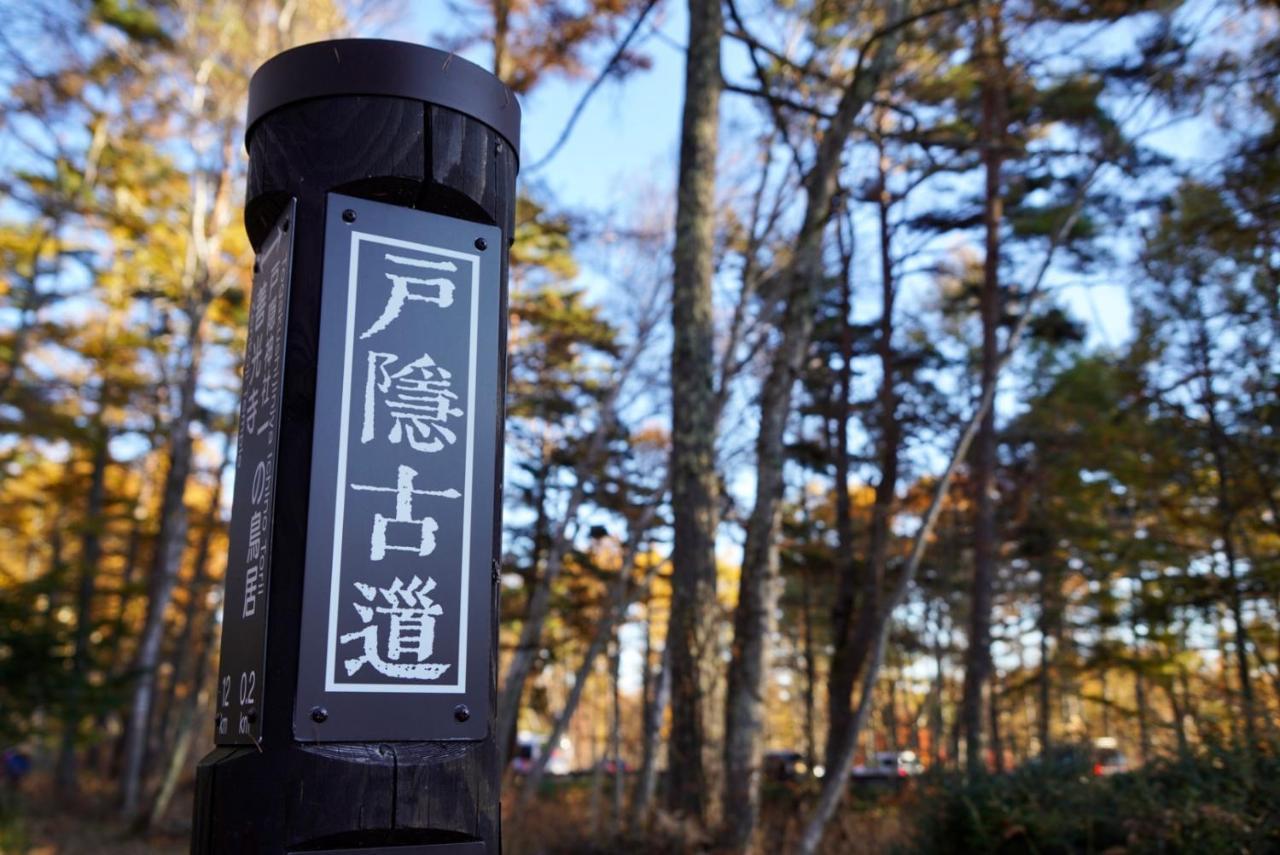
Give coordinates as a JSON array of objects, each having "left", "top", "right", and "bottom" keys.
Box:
[{"left": 526, "top": 0, "right": 662, "bottom": 173}]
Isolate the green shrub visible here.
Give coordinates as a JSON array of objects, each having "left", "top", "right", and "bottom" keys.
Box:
[
  {"left": 904, "top": 744, "right": 1280, "bottom": 853},
  {"left": 0, "top": 791, "right": 29, "bottom": 854}
]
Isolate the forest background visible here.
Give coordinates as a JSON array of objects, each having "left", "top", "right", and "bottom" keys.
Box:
[{"left": 0, "top": 0, "right": 1277, "bottom": 852}]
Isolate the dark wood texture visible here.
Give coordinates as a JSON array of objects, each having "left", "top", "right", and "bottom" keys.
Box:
[{"left": 193, "top": 93, "right": 516, "bottom": 854}]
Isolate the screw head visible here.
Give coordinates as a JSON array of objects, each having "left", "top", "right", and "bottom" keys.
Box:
[
  {"left": 310, "top": 706, "right": 328, "bottom": 724},
  {"left": 474, "top": 237, "right": 487, "bottom": 251},
  {"left": 453, "top": 704, "right": 471, "bottom": 722},
  {"left": 246, "top": 708, "right": 258, "bottom": 724},
  {"left": 342, "top": 209, "right": 357, "bottom": 223}
]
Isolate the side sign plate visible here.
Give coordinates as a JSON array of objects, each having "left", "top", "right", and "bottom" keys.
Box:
[
  {"left": 294, "top": 194, "right": 500, "bottom": 741},
  {"left": 215, "top": 199, "right": 295, "bottom": 746}
]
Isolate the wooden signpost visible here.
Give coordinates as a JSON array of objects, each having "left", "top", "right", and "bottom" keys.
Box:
[{"left": 194, "top": 39, "right": 519, "bottom": 854}]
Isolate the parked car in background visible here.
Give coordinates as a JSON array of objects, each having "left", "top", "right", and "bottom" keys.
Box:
[
  {"left": 1090, "top": 738, "right": 1128, "bottom": 776},
  {"left": 1021, "top": 738, "right": 1129, "bottom": 778},
  {"left": 763, "top": 750, "right": 809, "bottom": 781},
  {"left": 511, "top": 733, "right": 572, "bottom": 776},
  {"left": 599, "top": 756, "right": 631, "bottom": 775},
  {"left": 852, "top": 750, "right": 924, "bottom": 779},
  {"left": 511, "top": 735, "right": 541, "bottom": 775}
]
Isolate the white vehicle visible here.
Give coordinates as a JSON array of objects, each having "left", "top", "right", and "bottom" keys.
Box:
[
  {"left": 511, "top": 732, "right": 572, "bottom": 776},
  {"left": 852, "top": 750, "right": 924, "bottom": 778}
]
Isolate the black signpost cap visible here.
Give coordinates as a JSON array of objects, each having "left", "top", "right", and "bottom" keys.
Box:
[{"left": 247, "top": 38, "right": 521, "bottom": 160}]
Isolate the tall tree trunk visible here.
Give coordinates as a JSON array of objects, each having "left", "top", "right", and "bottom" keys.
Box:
[
  {"left": 1014, "top": 628, "right": 1032, "bottom": 765},
  {"left": 497, "top": 414, "right": 621, "bottom": 768},
  {"left": 801, "top": 378, "right": 997, "bottom": 851},
  {"left": 492, "top": 0, "right": 511, "bottom": 82},
  {"left": 722, "top": 344, "right": 793, "bottom": 851},
  {"left": 153, "top": 486, "right": 215, "bottom": 766},
  {"left": 887, "top": 670, "right": 900, "bottom": 751},
  {"left": 826, "top": 134, "right": 901, "bottom": 771},
  {"left": 1178, "top": 662, "right": 1199, "bottom": 747},
  {"left": 1100, "top": 669, "right": 1111, "bottom": 735},
  {"left": 501, "top": 452, "right": 550, "bottom": 767},
  {"left": 801, "top": 563, "right": 818, "bottom": 770},
  {"left": 930, "top": 613, "right": 946, "bottom": 768},
  {"left": 1134, "top": 664, "right": 1151, "bottom": 764},
  {"left": 152, "top": 443, "right": 229, "bottom": 785},
  {"left": 609, "top": 638, "right": 624, "bottom": 832},
  {"left": 825, "top": 217, "right": 859, "bottom": 774},
  {"left": 497, "top": 306, "right": 655, "bottom": 765},
  {"left": 635, "top": 586, "right": 656, "bottom": 813},
  {"left": 632, "top": 627, "right": 670, "bottom": 830},
  {"left": 989, "top": 679, "right": 1004, "bottom": 774},
  {"left": 56, "top": 428, "right": 110, "bottom": 797},
  {"left": 1038, "top": 571, "right": 1052, "bottom": 755},
  {"left": 101, "top": 487, "right": 147, "bottom": 780},
  {"left": 112, "top": 486, "right": 149, "bottom": 653},
  {"left": 588, "top": 661, "right": 607, "bottom": 838},
  {"left": 962, "top": 3, "right": 1005, "bottom": 776},
  {"left": 120, "top": 333, "right": 202, "bottom": 818},
  {"left": 1196, "top": 319, "right": 1257, "bottom": 749},
  {"left": 1214, "top": 602, "right": 1236, "bottom": 743},
  {"left": 145, "top": 539, "right": 221, "bottom": 832},
  {"left": 666, "top": 0, "right": 723, "bottom": 826},
  {"left": 518, "top": 526, "right": 654, "bottom": 806},
  {"left": 1164, "top": 675, "right": 1189, "bottom": 757},
  {"left": 723, "top": 23, "right": 907, "bottom": 845}
]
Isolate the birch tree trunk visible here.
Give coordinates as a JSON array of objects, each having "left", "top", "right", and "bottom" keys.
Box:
[
  {"left": 120, "top": 332, "right": 202, "bottom": 818},
  {"left": 631, "top": 621, "right": 670, "bottom": 829},
  {"left": 720, "top": 11, "right": 908, "bottom": 846},
  {"left": 146, "top": 545, "right": 221, "bottom": 831},
  {"left": 151, "top": 438, "right": 230, "bottom": 791}
]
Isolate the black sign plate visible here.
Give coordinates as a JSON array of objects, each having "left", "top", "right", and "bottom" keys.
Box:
[
  {"left": 215, "top": 199, "right": 295, "bottom": 745},
  {"left": 294, "top": 194, "right": 500, "bottom": 741}
]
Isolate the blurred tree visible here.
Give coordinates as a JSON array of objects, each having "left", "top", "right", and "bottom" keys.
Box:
[{"left": 498, "top": 281, "right": 622, "bottom": 763}]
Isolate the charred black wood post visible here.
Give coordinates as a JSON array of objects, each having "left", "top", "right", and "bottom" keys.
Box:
[{"left": 193, "top": 40, "right": 519, "bottom": 855}]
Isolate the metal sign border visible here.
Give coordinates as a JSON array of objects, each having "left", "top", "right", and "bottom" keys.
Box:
[{"left": 293, "top": 193, "right": 500, "bottom": 742}]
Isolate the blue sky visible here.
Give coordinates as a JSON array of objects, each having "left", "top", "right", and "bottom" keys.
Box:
[{"left": 392, "top": 0, "right": 690, "bottom": 211}]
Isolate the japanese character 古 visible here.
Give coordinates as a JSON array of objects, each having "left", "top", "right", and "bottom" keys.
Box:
[
  {"left": 350, "top": 465, "right": 460, "bottom": 561},
  {"left": 340, "top": 576, "right": 451, "bottom": 680},
  {"left": 361, "top": 351, "right": 463, "bottom": 453},
  {"left": 359, "top": 252, "right": 457, "bottom": 340}
]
